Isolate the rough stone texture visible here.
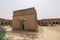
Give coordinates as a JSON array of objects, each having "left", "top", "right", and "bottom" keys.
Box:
[
  {"left": 13, "top": 7, "right": 37, "bottom": 31},
  {"left": 0, "top": 18, "right": 12, "bottom": 26},
  {"left": 37, "top": 18, "right": 60, "bottom": 26}
]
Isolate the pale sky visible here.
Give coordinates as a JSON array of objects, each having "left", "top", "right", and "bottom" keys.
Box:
[{"left": 0, "top": 0, "right": 60, "bottom": 20}]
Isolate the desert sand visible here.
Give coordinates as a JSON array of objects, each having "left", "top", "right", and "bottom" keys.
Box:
[{"left": 3, "top": 25, "right": 60, "bottom": 40}]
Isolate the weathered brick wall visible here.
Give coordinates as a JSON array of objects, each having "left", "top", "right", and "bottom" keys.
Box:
[
  {"left": 13, "top": 7, "right": 37, "bottom": 31},
  {"left": 37, "top": 18, "right": 60, "bottom": 26},
  {"left": 0, "top": 18, "right": 12, "bottom": 26}
]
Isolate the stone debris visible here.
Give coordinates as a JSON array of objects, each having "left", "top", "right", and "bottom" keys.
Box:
[
  {"left": 6, "top": 32, "right": 39, "bottom": 40},
  {"left": 4, "top": 26, "right": 60, "bottom": 40}
]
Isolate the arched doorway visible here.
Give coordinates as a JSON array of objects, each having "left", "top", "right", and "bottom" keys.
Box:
[
  {"left": 20, "top": 19, "right": 25, "bottom": 30},
  {"left": 1, "top": 22, "right": 4, "bottom": 25},
  {"left": 5, "top": 22, "right": 7, "bottom": 25}
]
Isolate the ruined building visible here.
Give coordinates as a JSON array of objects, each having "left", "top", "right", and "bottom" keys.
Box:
[
  {"left": 0, "top": 7, "right": 60, "bottom": 32},
  {"left": 37, "top": 18, "right": 60, "bottom": 26},
  {"left": 13, "top": 7, "right": 37, "bottom": 31},
  {"left": 0, "top": 18, "right": 12, "bottom": 26}
]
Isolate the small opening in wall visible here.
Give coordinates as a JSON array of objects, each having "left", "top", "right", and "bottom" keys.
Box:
[
  {"left": 20, "top": 19, "right": 25, "bottom": 30},
  {"left": 8, "top": 22, "right": 10, "bottom": 25},
  {"left": 5, "top": 22, "right": 7, "bottom": 25},
  {"left": 53, "top": 22, "right": 55, "bottom": 24},
  {"left": 56, "top": 22, "right": 58, "bottom": 24},
  {"left": 1, "top": 22, "right": 4, "bottom": 25}
]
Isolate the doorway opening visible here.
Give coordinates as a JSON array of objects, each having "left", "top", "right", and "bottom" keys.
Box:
[
  {"left": 1, "top": 22, "right": 4, "bottom": 25},
  {"left": 20, "top": 20, "right": 25, "bottom": 30}
]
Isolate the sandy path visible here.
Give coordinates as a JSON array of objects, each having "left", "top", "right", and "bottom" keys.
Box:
[{"left": 39, "top": 27, "right": 60, "bottom": 40}]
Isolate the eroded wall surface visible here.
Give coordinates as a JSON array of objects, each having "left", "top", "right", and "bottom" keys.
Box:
[{"left": 13, "top": 7, "right": 37, "bottom": 31}]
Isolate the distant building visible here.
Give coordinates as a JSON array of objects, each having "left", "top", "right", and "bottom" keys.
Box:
[
  {"left": 1, "top": 7, "right": 60, "bottom": 32},
  {"left": 0, "top": 18, "right": 12, "bottom": 26},
  {"left": 13, "top": 7, "right": 37, "bottom": 31},
  {"left": 37, "top": 18, "right": 60, "bottom": 26}
]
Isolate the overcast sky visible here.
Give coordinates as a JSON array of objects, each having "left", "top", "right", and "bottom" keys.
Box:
[{"left": 0, "top": 0, "right": 60, "bottom": 20}]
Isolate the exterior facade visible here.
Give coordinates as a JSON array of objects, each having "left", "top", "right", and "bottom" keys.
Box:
[
  {"left": 0, "top": 18, "right": 12, "bottom": 26},
  {"left": 37, "top": 18, "right": 60, "bottom": 26},
  {"left": 13, "top": 7, "right": 37, "bottom": 31},
  {"left": 1, "top": 7, "right": 60, "bottom": 32}
]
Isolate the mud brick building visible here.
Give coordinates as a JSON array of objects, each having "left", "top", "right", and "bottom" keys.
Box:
[
  {"left": 0, "top": 18, "right": 12, "bottom": 26},
  {"left": 37, "top": 18, "right": 60, "bottom": 26},
  {"left": 13, "top": 7, "right": 37, "bottom": 31}
]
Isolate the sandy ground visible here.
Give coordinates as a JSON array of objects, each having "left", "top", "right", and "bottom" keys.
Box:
[
  {"left": 3, "top": 25, "right": 60, "bottom": 40},
  {"left": 3, "top": 25, "right": 12, "bottom": 31}
]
